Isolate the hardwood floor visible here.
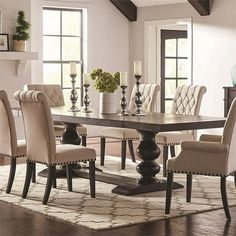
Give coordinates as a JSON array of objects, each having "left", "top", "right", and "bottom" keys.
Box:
[{"left": 0, "top": 137, "right": 235, "bottom": 236}]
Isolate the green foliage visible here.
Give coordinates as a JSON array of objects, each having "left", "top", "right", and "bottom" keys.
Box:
[
  {"left": 12, "top": 11, "right": 30, "bottom": 41},
  {"left": 90, "top": 69, "right": 120, "bottom": 93}
]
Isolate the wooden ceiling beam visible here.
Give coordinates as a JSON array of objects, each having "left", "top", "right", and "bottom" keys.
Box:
[
  {"left": 110, "top": 0, "right": 137, "bottom": 21},
  {"left": 187, "top": 0, "right": 210, "bottom": 16}
]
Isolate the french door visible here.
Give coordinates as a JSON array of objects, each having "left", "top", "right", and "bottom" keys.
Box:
[{"left": 161, "top": 30, "right": 188, "bottom": 113}]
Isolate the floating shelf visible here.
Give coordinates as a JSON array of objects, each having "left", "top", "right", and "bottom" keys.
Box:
[{"left": 0, "top": 51, "right": 39, "bottom": 75}]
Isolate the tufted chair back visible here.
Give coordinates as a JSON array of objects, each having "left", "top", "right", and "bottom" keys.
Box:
[
  {"left": 24, "top": 84, "right": 65, "bottom": 107},
  {"left": 222, "top": 98, "right": 236, "bottom": 175},
  {"left": 128, "top": 84, "right": 160, "bottom": 113},
  {"left": 0, "top": 90, "right": 17, "bottom": 156},
  {"left": 171, "top": 85, "right": 206, "bottom": 115},
  {"left": 171, "top": 85, "right": 206, "bottom": 116},
  {"left": 14, "top": 90, "right": 56, "bottom": 165}
]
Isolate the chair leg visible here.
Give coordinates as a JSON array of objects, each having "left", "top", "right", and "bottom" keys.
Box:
[
  {"left": 186, "top": 173, "right": 192, "bottom": 202},
  {"left": 66, "top": 164, "right": 73, "bottom": 192},
  {"left": 32, "top": 163, "right": 36, "bottom": 183},
  {"left": 22, "top": 162, "right": 34, "bottom": 199},
  {"left": 170, "top": 145, "right": 175, "bottom": 157},
  {"left": 42, "top": 166, "right": 56, "bottom": 205},
  {"left": 121, "top": 140, "right": 127, "bottom": 169},
  {"left": 220, "top": 176, "right": 231, "bottom": 219},
  {"left": 82, "top": 135, "right": 87, "bottom": 147},
  {"left": 165, "top": 171, "right": 174, "bottom": 214},
  {"left": 53, "top": 176, "right": 57, "bottom": 188},
  {"left": 100, "top": 137, "right": 106, "bottom": 166},
  {"left": 89, "top": 160, "right": 96, "bottom": 198},
  {"left": 163, "top": 146, "right": 168, "bottom": 177},
  {"left": 128, "top": 140, "right": 136, "bottom": 163},
  {"left": 6, "top": 157, "right": 16, "bottom": 194}
]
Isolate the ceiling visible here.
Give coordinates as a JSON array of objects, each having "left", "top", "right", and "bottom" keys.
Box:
[{"left": 131, "top": 0, "right": 187, "bottom": 7}]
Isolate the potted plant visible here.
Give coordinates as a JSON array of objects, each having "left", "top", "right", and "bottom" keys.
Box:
[
  {"left": 12, "top": 10, "right": 30, "bottom": 52},
  {"left": 90, "top": 68, "right": 120, "bottom": 113}
]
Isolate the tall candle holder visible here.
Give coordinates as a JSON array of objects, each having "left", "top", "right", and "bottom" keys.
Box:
[
  {"left": 134, "top": 75, "right": 146, "bottom": 116},
  {"left": 82, "top": 84, "right": 92, "bottom": 113},
  {"left": 68, "top": 74, "right": 80, "bottom": 112},
  {"left": 119, "top": 85, "right": 129, "bottom": 116}
]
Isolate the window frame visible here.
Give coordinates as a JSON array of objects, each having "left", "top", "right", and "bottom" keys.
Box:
[
  {"left": 160, "top": 29, "right": 188, "bottom": 113},
  {"left": 43, "top": 7, "right": 84, "bottom": 105}
]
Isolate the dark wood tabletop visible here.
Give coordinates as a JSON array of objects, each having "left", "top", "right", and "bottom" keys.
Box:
[{"left": 51, "top": 106, "right": 226, "bottom": 132}]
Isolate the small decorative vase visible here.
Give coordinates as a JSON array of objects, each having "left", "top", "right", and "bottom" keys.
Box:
[
  {"left": 99, "top": 92, "right": 117, "bottom": 114},
  {"left": 13, "top": 40, "right": 26, "bottom": 52},
  {"left": 231, "top": 65, "right": 236, "bottom": 87}
]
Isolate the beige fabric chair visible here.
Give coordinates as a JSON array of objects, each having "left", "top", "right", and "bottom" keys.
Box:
[
  {"left": 156, "top": 85, "right": 207, "bottom": 177},
  {"left": 0, "top": 90, "right": 28, "bottom": 193},
  {"left": 14, "top": 90, "right": 96, "bottom": 205},
  {"left": 24, "top": 84, "right": 87, "bottom": 146},
  {"left": 165, "top": 98, "right": 236, "bottom": 219},
  {"left": 100, "top": 84, "right": 160, "bottom": 169}
]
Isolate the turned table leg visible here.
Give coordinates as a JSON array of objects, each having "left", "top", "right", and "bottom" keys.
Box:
[{"left": 136, "top": 130, "right": 160, "bottom": 185}]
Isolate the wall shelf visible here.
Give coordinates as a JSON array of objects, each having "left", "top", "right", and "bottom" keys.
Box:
[{"left": 0, "top": 51, "right": 39, "bottom": 75}]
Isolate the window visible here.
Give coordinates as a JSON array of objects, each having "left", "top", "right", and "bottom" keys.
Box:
[
  {"left": 161, "top": 30, "right": 188, "bottom": 113},
  {"left": 43, "top": 7, "right": 83, "bottom": 105}
]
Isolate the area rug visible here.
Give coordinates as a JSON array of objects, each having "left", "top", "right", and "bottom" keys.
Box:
[{"left": 0, "top": 156, "right": 235, "bottom": 230}]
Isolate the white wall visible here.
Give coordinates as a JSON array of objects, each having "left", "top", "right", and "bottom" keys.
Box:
[{"left": 130, "top": 0, "right": 236, "bottom": 121}]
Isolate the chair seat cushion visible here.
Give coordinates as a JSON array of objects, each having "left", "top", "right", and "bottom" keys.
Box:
[
  {"left": 54, "top": 124, "right": 87, "bottom": 137},
  {"left": 100, "top": 127, "right": 139, "bottom": 140},
  {"left": 156, "top": 131, "right": 194, "bottom": 145},
  {"left": 55, "top": 144, "right": 96, "bottom": 165},
  {"left": 16, "top": 139, "right": 26, "bottom": 157}
]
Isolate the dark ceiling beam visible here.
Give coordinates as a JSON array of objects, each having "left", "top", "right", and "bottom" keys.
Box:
[
  {"left": 187, "top": 0, "right": 210, "bottom": 16},
  {"left": 110, "top": 0, "right": 137, "bottom": 21}
]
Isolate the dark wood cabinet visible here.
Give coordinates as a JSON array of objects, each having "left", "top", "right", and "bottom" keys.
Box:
[{"left": 223, "top": 87, "right": 236, "bottom": 117}]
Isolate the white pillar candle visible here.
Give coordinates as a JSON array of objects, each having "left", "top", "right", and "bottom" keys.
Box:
[
  {"left": 134, "top": 61, "right": 142, "bottom": 76},
  {"left": 83, "top": 73, "right": 90, "bottom": 85},
  {"left": 120, "top": 72, "right": 128, "bottom": 86},
  {"left": 70, "top": 62, "right": 77, "bottom": 75}
]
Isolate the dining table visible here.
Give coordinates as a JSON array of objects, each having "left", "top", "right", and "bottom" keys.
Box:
[{"left": 48, "top": 106, "right": 226, "bottom": 196}]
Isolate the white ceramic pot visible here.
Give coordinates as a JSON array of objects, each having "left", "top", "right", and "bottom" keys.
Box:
[
  {"left": 13, "top": 40, "right": 26, "bottom": 52},
  {"left": 99, "top": 92, "right": 117, "bottom": 114}
]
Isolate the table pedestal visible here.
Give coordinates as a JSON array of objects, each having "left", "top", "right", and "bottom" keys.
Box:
[{"left": 112, "top": 130, "right": 183, "bottom": 195}]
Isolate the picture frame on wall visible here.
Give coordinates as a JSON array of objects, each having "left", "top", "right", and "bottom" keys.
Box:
[{"left": 0, "top": 34, "right": 9, "bottom": 51}]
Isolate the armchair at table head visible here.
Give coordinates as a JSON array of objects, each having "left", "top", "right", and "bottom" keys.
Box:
[
  {"left": 156, "top": 85, "right": 207, "bottom": 177},
  {"left": 14, "top": 90, "right": 96, "bottom": 204},
  {"left": 100, "top": 84, "right": 160, "bottom": 170},
  {"left": 0, "top": 90, "right": 27, "bottom": 193},
  {"left": 165, "top": 97, "right": 236, "bottom": 219},
  {"left": 24, "top": 84, "right": 87, "bottom": 145}
]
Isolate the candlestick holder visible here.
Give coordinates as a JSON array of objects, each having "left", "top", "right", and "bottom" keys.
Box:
[
  {"left": 119, "top": 85, "right": 129, "bottom": 116},
  {"left": 68, "top": 74, "right": 80, "bottom": 112},
  {"left": 82, "top": 84, "right": 92, "bottom": 113},
  {"left": 134, "top": 75, "right": 146, "bottom": 116}
]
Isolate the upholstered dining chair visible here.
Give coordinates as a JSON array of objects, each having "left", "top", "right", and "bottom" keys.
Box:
[
  {"left": 100, "top": 84, "right": 160, "bottom": 169},
  {"left": 165, "top": 98, "right": 236, "bottom": 220},
  {"left": 24, "top": 84, "right": 87, "bottom": 146},
  {"left": 0, "top": 90, "right": 30, "bottom": 193},
  {"left": 156, "top": 85, "right": 207, "bottom": 177},
  {"left": 14, "top": 90, "right": 96, "bottom": 205}
]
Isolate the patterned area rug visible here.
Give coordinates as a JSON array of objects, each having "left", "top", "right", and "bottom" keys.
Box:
[{"left": 0, "top": 156, "right": 235, "bottom": 230}]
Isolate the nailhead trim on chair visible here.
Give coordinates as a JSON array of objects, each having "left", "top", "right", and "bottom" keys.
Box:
[
  {"left": 167, "top": 170, "right": 225, "bottom": 177},
  {"left": 157, "top": 142, "right": 180, "bottom": 146},
  {"left": 100, "top": 136, "right": 140, "bottom": 141},
  {"left": 28, "top": 159, "right": 96, "bottom": 166}
]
